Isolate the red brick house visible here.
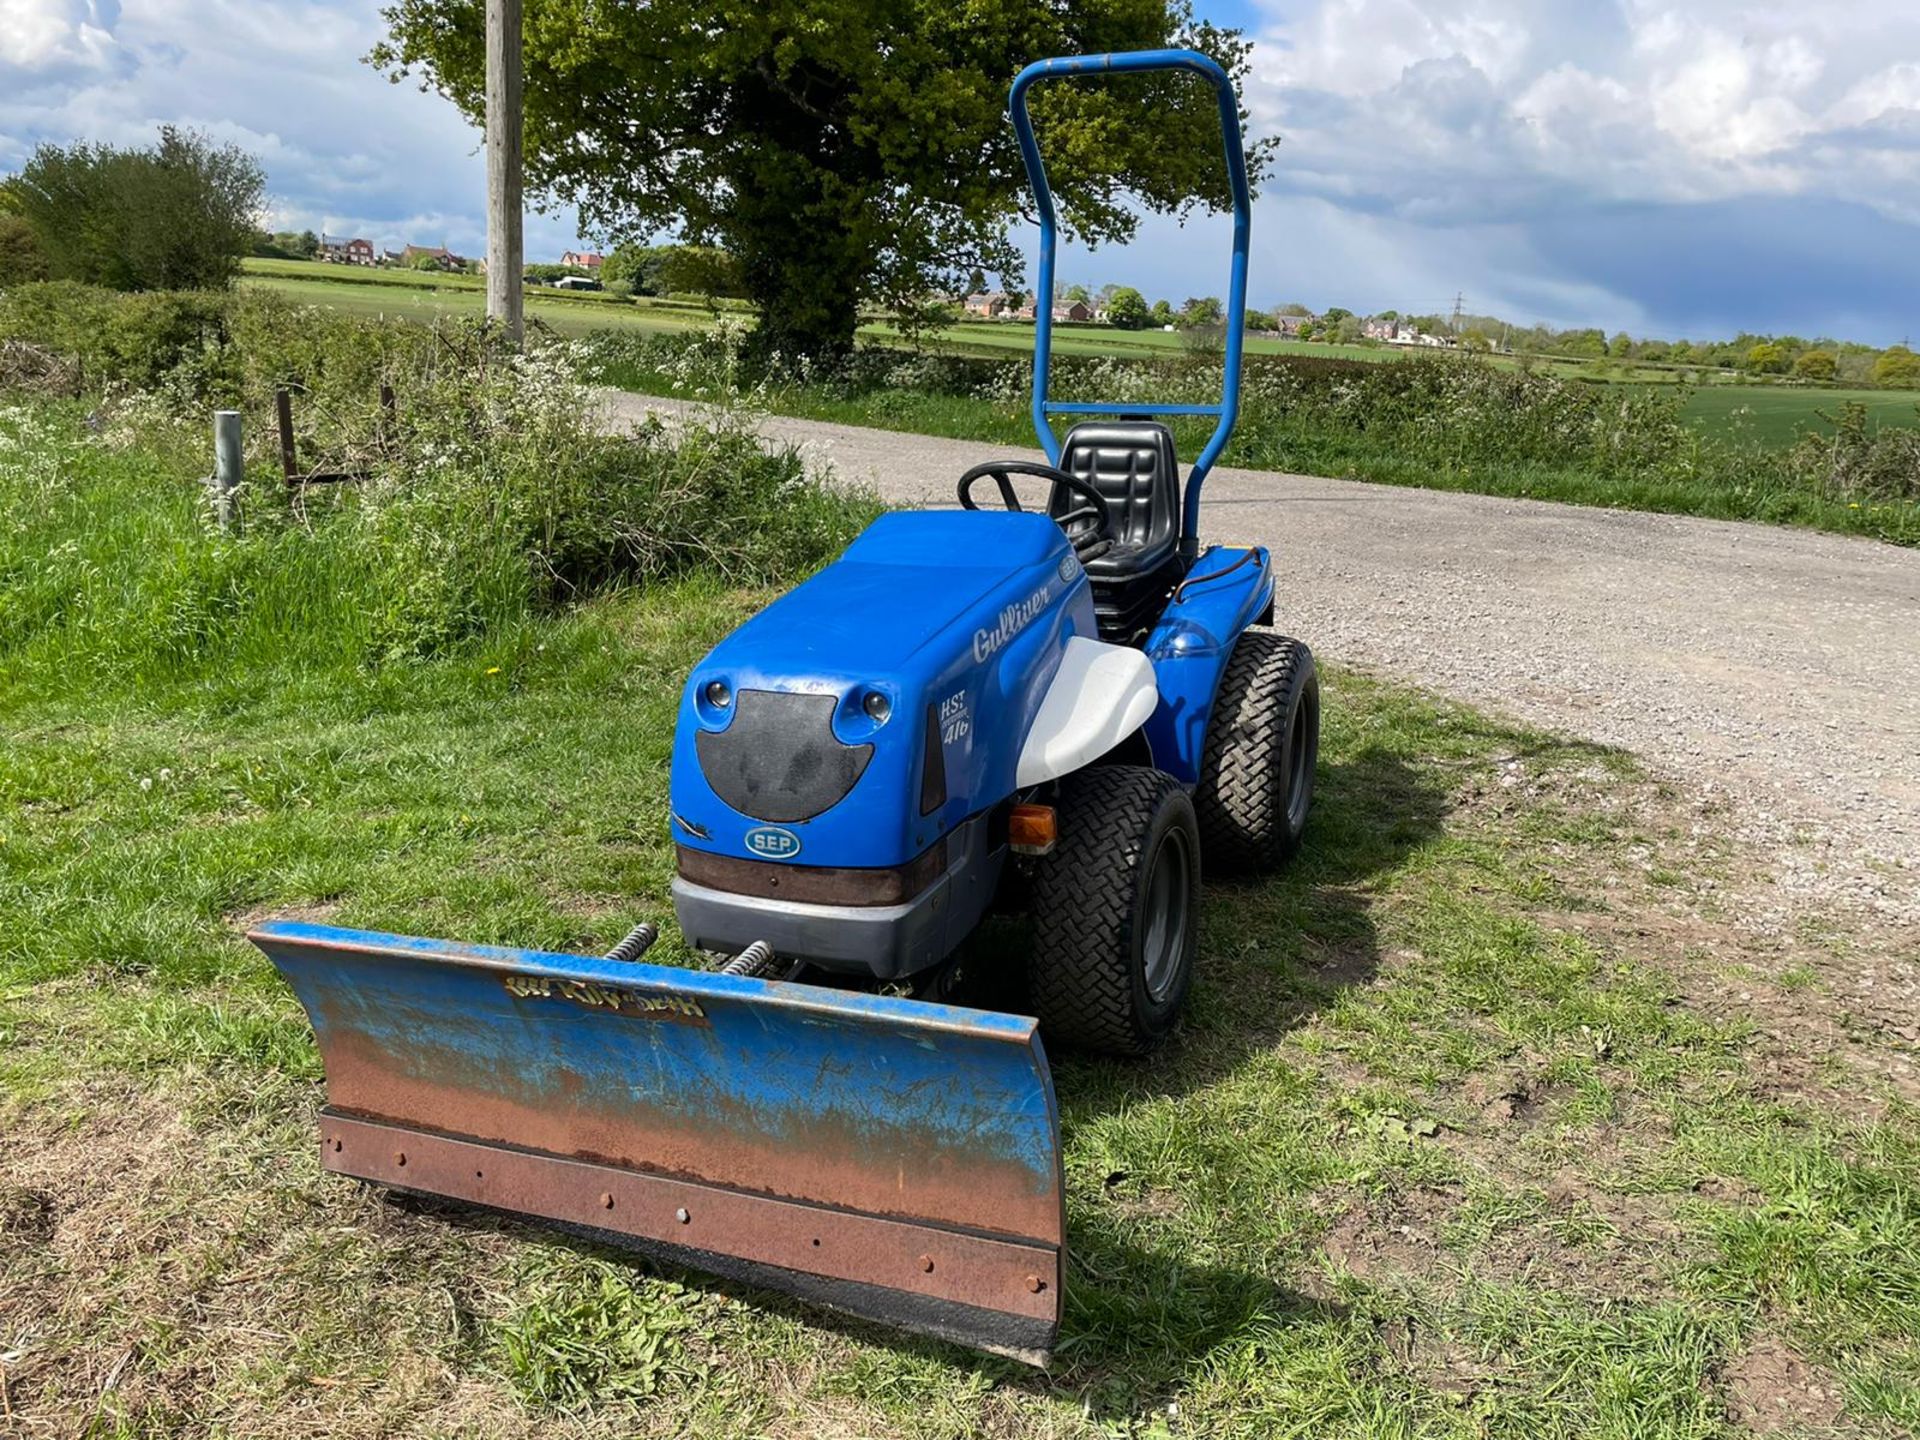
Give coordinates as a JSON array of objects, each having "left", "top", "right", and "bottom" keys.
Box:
[{"left": 318, "top": 236, "right": 375, "bottom": 266}]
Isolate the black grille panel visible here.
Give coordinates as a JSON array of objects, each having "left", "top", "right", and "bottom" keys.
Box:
[{"left": 696, "top": 689, "right": 873, "bottom": 823}]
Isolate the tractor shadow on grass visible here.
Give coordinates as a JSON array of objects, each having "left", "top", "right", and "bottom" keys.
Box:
[
  {"left": 944, "top": 742, "right": 1451, "bottom": 1386},
  {"left": 1173, "top": 739, "right": 1454, "bottom": 1090},
  {"left": 405, "top": 1188, "right": 1352, "bottom": 1407},
  {"left": 963, "top": 740, "right": 1454, "bottom": 1106}
]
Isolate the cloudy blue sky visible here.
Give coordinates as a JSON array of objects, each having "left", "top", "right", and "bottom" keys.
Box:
[{"left": 3, "top": 1, "right": 1918, "bottom": 342}]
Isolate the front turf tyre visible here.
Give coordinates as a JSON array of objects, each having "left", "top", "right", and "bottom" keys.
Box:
[
  {"left": 1028, "top": 766, "right": 1200, "bottom": 1057},
  {"left": 1195, "top": 631, "right": 1320, "bottom": 875}
]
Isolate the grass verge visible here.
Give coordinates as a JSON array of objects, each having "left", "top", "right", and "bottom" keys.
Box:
[{"left": 2, "top": 401, "right": 1916, "bottom": 1437}]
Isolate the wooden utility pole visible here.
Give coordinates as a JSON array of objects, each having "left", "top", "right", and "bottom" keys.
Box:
[{"left": 485, "top": 0, "right": 524, "bottom": 345}]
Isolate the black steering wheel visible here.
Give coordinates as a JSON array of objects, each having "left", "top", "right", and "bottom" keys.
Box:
[{"left": 957, "top": 461, "right": 1114, "bottom": 563}]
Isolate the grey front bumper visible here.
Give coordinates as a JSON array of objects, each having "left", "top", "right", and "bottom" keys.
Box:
[{"left": 671, "top": 817, "right": 1001, "bottom": 980}]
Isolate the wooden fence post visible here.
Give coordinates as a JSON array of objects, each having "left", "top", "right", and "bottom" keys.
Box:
[{"left": 275, "top": 387, "right": 298, "bottom": 486}]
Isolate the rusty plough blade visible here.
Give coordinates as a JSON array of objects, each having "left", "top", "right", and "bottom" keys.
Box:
[{"left": 249, "top": 920, "right": 1065, "bottom": 1363}]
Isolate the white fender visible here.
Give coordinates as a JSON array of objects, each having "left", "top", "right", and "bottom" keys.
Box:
[{"left": 1015, "top": 636, "right": 1159, "bottom": 787}]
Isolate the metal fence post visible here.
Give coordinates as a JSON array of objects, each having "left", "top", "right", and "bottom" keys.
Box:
[{"left": 212, "top": 409, "right": 243, "bottom": 532}]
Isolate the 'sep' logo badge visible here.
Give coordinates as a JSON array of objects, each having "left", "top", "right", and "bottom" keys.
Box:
[{"left": 745, "top": 826, "right": 802, "bottom": 860}]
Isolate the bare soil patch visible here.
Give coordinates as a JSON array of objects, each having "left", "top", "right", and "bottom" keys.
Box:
[{"left": 1722, "top": 1335, "right": 1847, "bottom": 1435}]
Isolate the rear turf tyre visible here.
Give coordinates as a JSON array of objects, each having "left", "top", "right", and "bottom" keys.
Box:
[
  {"left": 1028, "top": 767, "right": 1200, "bottom": 1057},
  {"left": 1194, "top": 630, "right": 1320, "bottom": 875}
]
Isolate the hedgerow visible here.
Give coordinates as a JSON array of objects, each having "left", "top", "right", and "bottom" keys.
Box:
[
  {"left": 580, "top": 327, "right": 1920, "bottom": 544},
  {"left": 0, "top": 285, "right": 876, "bottom": 682}
]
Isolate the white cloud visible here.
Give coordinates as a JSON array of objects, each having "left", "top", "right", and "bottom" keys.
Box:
[
  {"left": 1830, "top": 62, "right": 1920, "bottom": 126},
  {"left": 1234, "top": 0, "right": 1920, "bottom": 329},
  {"left": 0, "top": 0, "right": 118, "bottom": 72},
  {"left": 1248, "top": 0, "right": 1920, "bottom": 215}
]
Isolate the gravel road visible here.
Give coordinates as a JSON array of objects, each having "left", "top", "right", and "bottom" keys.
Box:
[{"left": 601, "top": 392, "right": 1920, "bottom": 915}]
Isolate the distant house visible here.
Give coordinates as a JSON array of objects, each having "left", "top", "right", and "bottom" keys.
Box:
[
  {"left": 964, "top": 291, "right": 1013, "bottom": 318},
  {"left": 1363, "top": 318, "right": 1430, "bottom": 345},
  {"left": 317, "top": 236, "right": 375, "bottom": 266},
  {"left": 561, "top": 250, "right": 605, "bottom": 271},
  {"left": 1051, "top": 300, "right": 1094, "bottom": 323},
  {"left": 1009, "top": 293, "right": 1038, "bottom": 321},
  {"left": 1273, "top": 314, "right": 1316, "bottom": 338},
  {"left": 1358, "top": 317, "right": 1451, "bottom": 347},
  {"left": 402, "top": 244, "right": 464, "bottom": 271}
]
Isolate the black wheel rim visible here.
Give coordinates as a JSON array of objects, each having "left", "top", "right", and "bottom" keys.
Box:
[{"left": 1141, "top": 827, "right": 1193, "bottom": 1003}]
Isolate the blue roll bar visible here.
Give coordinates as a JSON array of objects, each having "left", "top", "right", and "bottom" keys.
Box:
[{"left": 1007, "top": 49, "right": 1253, "bottom": 557}]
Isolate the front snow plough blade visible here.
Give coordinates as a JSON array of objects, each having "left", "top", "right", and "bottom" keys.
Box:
[{"left": 248, "top": 921, "right": 1064, "bottom": 1363}]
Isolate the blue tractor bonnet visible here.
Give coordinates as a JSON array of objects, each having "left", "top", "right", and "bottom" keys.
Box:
[{"left": 669, "top": 510, "right": 1098, "bottom": 869}]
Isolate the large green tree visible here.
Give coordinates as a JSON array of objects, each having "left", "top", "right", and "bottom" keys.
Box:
[
  {"left": 3, "top": 128, "right": 264, "bottom": 291},
  {"left": 1179, "top": 294, "right": 1223, "bottom": 327},
  {"left": 1104, "top": 285, "right": 1149, "bottom": 329},
  {"left": 1873, "top": 345, "right": 1920, "bottom": 388},
  {"left": 1793, "top": 349, "right": 1836, "bottom": 381},
  {"left": 655, "top": 245, "right": 747, "bottom": 300},
  {"left": 371, "top": 1, "right": 1269, "bottom": 363}
]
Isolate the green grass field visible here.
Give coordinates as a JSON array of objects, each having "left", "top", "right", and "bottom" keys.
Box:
[
  {"left": 870, "top": 316, "right": 1388, "bottom": 363},
  {"left": 242, "top": 271, "right": 710, "bottom": 338},
  {"left": 246, "top": 256, "right": 495, "bottom": 289},
  {"left": 240, "top": 258, "right": 743, "bottom": 338},
  {"left": 3, "top": 399, "right": 1917, "bottom": 1436},
  {"left": 1681, "top": 386, "right": 1920, "bottom": 445}
]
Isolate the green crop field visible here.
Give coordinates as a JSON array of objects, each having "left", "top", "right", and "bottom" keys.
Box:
[{"left": 1681, "top": 385, "right": 1920, "bottom": 445}]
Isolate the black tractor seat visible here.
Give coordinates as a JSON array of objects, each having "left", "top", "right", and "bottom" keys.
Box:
[{"left": 1050, "top": 421, "right": 1188, "bottom": 644}]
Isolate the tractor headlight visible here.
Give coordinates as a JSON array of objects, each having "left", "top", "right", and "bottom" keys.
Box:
[
  {"left": 862, "top": 691, "right": 892, "bottom": 724},
  {"left": 704, "top": 680, "right": 732, "bottom": 709}
]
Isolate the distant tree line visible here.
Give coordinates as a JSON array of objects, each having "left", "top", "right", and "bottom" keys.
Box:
[
  {"left": 1498, "top": 323, "right": 1908, "bottom": 385},
  {"left": 242, "top": 230, "right": 752, "bottom": 304},
  {"left": 1035, "top": 280, "right": 1920, "bottom": 388},
  {"left": 600, "top": 243, "right": 747, "bottom": 301}
]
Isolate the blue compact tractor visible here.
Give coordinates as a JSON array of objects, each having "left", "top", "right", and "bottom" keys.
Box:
[
  {"left": 670, "top": 49, "right": 1318, "bottom": 1054},
  {"left": 253, "top": 49, "right": 1316, "bottom": 1364}
]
